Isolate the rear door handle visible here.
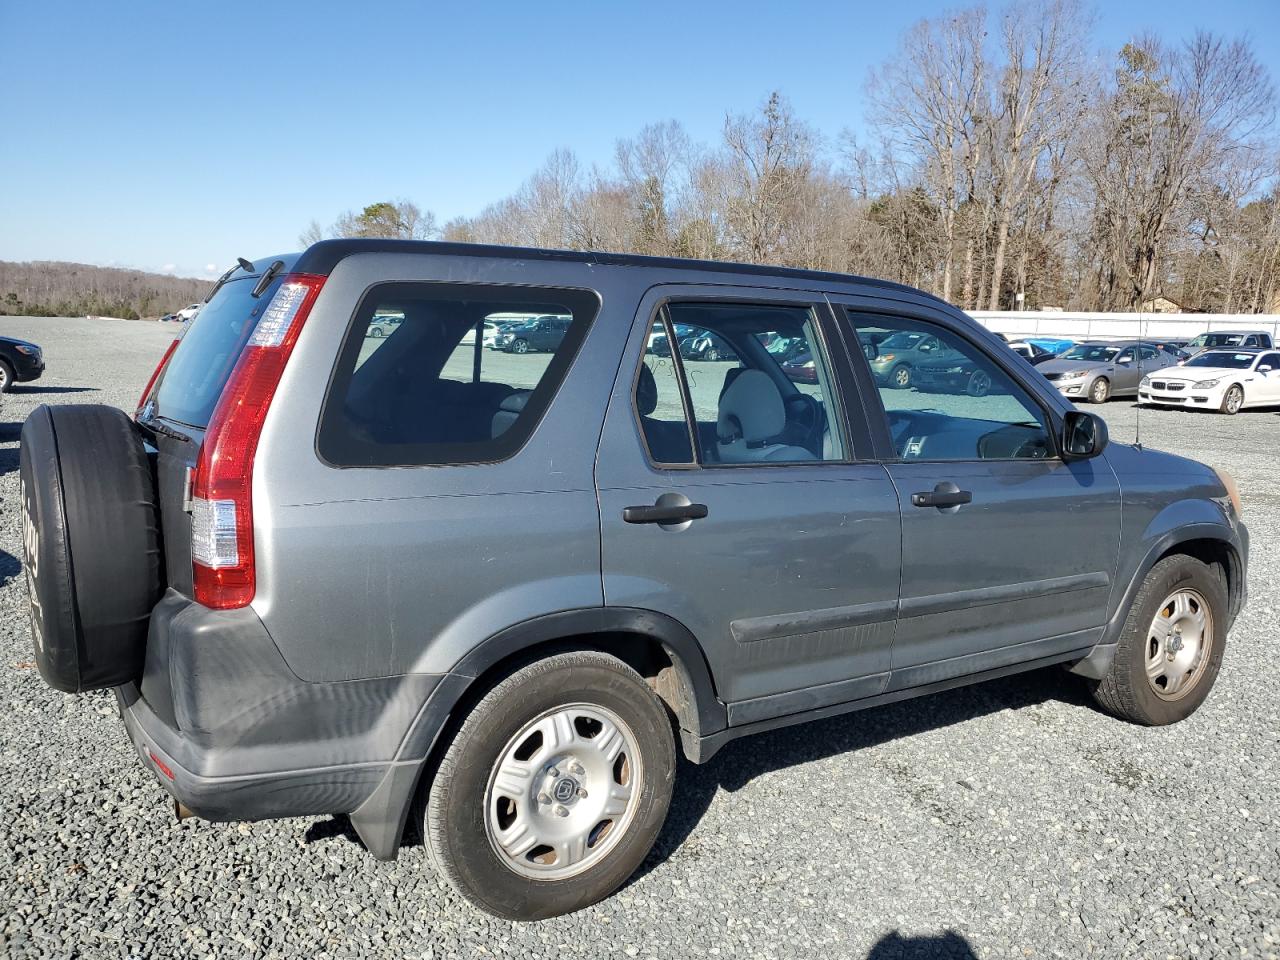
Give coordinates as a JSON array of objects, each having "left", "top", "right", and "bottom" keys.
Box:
[
  {"left": 622, "top": 502, "right": 709, "bottom": 524},
  {"left": 911, "top": 482, "right": 972, "bottom": 509}
]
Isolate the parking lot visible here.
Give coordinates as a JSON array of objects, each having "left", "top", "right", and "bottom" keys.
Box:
[{"left": 1, "top": 315, "right": 1278, "bottom": 959}]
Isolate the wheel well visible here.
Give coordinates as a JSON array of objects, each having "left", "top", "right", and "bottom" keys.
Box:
[
  {"left": 445, "top": 631, "right": 705, "bottom": 761},
  {"left": 1156, "top": 538, "right": 1242, "bottom": 619}
]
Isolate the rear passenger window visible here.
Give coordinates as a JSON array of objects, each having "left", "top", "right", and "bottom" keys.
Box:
[
  {"left": 318, "top": 283, "right": 598, "bottom": 466},
  {"left": 634, "top": 302, "right": 847, "bottom": 466}
]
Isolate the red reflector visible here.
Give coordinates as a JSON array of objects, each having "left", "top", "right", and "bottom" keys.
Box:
[
  {"left": 136, "top": 337, "right": 180, "bottom": 417},
  {"left": 148, "top": 749, "right": 175, "bottom": 780}
]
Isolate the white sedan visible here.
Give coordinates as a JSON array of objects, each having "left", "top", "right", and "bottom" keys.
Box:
[{"left": 1139, "top": 349, "right": 1280, "bottom": 414}]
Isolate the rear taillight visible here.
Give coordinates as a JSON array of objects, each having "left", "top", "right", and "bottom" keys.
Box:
[
  {"left": 191, "top": 273, "right": 326, "bottom": 609},
  {"left": 135, "top": 338, "right": 180, "bottom": 417}
]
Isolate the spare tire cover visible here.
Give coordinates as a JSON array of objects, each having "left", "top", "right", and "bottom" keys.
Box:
[{"left": 20, "top": 404, "right": 163, "bottom": 693}]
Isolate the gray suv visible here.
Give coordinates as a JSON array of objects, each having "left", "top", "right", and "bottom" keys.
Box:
[{"left": 21, "top": 240, "right": 1249, "bottom": 920}]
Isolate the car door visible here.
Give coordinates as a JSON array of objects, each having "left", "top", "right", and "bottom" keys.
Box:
[
  {"left": 1255, "top": 352, "right": 1280, "bottom": 402},
  {"left": 1111, "top": 346, "right": 1144, "bottom": 393},
  {"left": 596, "top": 286, "right": 902, "bottom": 725},
  {"left": 836, "top": 302, "right": 1122, "bottom": 689}
]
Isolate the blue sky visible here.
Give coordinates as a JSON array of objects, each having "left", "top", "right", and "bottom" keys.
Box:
[{"left": 2, "top": 0, "right": 1277, "bottom": 279}]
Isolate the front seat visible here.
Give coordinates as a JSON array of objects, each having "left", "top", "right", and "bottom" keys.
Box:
[{"left": 715, "top": 369, "right": 814, "bottom": 463}]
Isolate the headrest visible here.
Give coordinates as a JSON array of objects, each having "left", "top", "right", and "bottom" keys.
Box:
[
  {"left": 717, "top": 369, "right": 784, "bottom": 443},
  {"left": 498, "top": 391, "right": 531, "bottom": 414},
  {"left": 636, "top": 363, "right": 658, "bottom": 416}
]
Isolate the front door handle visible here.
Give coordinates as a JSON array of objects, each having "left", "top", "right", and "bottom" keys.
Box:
[
  {"left": 911, "top": 482, "right": 972, "bottom": 509},
  {"left": 622, "top": 500, "right": 709, "bottom": 525}
]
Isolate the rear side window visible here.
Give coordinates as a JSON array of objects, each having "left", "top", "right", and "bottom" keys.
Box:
[
  {"left": 318, "top": 282, "right": 598, "bottom": 467},
  {"left": 154, "top": 275, "right": 281, "bottom": 427}
]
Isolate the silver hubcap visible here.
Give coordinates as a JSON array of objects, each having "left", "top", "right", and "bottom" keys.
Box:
[
  {"left": 1093, "top": 380, "right": 1107, "bottom": 401},
  {"left": 1225, "top": 388, "right": 1242, "bottom": 412},
  {"left": 484, "top": 703, "right": 642, "bottom": 881},
  {"left": 895, "top": 368, "right": 909, "bottom": 386},
  {"left": 1145, "top": 587, "right": 1212, "bottom": 700}
]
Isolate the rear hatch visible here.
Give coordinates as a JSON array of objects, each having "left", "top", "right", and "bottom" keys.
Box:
[{"left": 138, "top": 260, "right": 293, "bottom": 597}]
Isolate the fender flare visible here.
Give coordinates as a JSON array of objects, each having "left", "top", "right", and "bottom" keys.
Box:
[
  {"left": 349, "top": 606, "right": 725, "bottom": 860},
  {"left": 1070, "top": 520, "right": 1245, "bottom": 679}
]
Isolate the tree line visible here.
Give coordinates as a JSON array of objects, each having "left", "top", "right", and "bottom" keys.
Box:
[
  {"left": 0, "top": 261, "right": 208, "bottom": 320},
  {"left": 305, "top": 3, "right": 1279, "bottom": 314}
]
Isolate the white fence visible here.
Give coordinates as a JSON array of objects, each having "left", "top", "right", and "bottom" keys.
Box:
[{"left": 966, "top": 311, "right": 1280, "bottom": 342}]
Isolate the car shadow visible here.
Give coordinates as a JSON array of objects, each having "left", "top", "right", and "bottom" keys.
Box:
[
  {"left": 0, "top": 549, "right": 20, "bottom": 588},
  {"left": 632, "top": 665, "right": 1089, "bottom": 882},
  {"left": 867, "top": 930, "right": 978, "bottom": 959},
  {"left": 0, "top": 421, "right": 20, "bottom": 442},
  {"left": 13, "top": 385, "right": 97, "bottom": 394}
]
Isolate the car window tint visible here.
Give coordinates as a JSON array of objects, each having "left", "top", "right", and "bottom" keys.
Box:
[
  {"left": 318, "top": 283, "right": 598, "bottom": 466},
  {"left": 647, "top": 302, "right": 846, "bottom": 465},
  {"left": 850, "top": 312, "right": 1053, "bottom": 462}
]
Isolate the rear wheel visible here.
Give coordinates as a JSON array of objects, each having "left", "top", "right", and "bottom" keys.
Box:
[
  {"left": 1089, "top": 377, "right": 1110, "bottom": 403},
  {"left": 1089, "top": 554, "right": 1227, "bottom": 725},
  {"left": 1220, "top": 384, "right": 1244, "bottom": 415},
  {"left": 0, "top": 358, "right": 14, "bottom": 393},
  {"left": 423, "top": 651, "right": 676, "bottom": 920}
]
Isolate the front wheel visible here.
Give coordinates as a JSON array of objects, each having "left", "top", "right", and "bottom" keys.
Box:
[
  {"left": 966, "top": 369, "right": 992, "bottom": 397},
  {"left": 511, "top": 339, "right": 531, "bottom": 355},
  {"left": 423, "top": 651, "right": 676, "bottom": 920},
  {"left": 1089, "top": 377, "right": 1110, "bottom": 403},
  {"left": 0, "top": 359, "right": 14, "bottom": 393},
  {"left": 890, "top": 364, "right": 912, "bottom": 389},
  {"left": 1220, "top": 384, "right": 1244, "bottom": 415},
  {"left": 1088, "top": 554, "right": 1228, "bottom": 725}
]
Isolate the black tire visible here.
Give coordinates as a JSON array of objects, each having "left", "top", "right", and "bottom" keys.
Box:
[
  {"left": 423, "top": 651, "right": 676, "bottom": 920},
  {"left": 889, "top": 364, "right": 912, "bottom": 389},
  {"left": 704, "top": 347, "right": 720, "bottom": 362},
  {"left": 511, "top": 339, "right": 531, "bottom": 355},
  {"left": 1219, "top": 384, "right": 1244, "bottom": 415},
  {"left": 1089, "top": 555, "right": 1228, "bottom": 725},
  {"left": 0, "top": 358, "right": 14, "bottom": 393},
  {"left": 966, "top": 369, "right": 992, "bottom": 397},
  {"left": 1089, "top": 377, "right": 1110, "bottom": 403},
  {"left": 19, "top": 405, "right": 163, "bottom": 694}
]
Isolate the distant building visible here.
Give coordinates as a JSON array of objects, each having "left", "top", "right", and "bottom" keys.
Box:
[{"left": 1140, "top": 294, "right": 1189, "bottom": 314}]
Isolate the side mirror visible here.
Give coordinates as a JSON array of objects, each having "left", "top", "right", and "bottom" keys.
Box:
[
  {"left": 1062, "top": 410, "right": 1108, "bottom": 460},
  {"left": 1259, "top": 364, "right": 1274, "bottom": 373},
  {"left": 862, "top": 342, "right": 879, "bottom": 361}
]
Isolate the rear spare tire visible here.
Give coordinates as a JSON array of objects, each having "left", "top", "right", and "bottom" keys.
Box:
[{"left": 20, "top": 404, "right": 163, "bottom": 693}]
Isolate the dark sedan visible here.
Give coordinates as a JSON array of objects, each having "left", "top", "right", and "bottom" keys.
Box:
[{"left": 0, "top": 335, "right": 44, "bottom": 391}]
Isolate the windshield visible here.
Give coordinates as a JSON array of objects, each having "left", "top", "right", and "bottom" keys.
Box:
[
  {"left": 1184, "top": 352, "right": 1255, "bottom": 369},
  {"left": 1189, "top": 333, "right": 1245, "bottom": 348},
  {"left": 879, "top": 332, "right": 926, "bottom": 350},
  {"left": 1060, "top": 344, "right": 1118, "bottom": 362},
  {"left": 153, "top": 274, "right": 283, "bottom": 427}
]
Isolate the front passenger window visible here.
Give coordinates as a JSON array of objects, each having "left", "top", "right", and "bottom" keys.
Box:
[{"left": 851, "top": 314, "right": 1053, "bottom": 461}]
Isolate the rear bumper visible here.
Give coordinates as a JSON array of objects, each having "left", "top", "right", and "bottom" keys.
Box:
[{"left": 119, "top": 589, "right": 444, "bottom": 825}]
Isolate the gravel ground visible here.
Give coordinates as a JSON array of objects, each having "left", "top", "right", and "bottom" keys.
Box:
[{"left": 1, "top": 315, "right": 1278, "bottom": 960}]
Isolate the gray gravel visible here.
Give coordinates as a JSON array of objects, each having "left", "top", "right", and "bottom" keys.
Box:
[{"left": 1, "top": 315, "right": 1278, "bottom": 959}]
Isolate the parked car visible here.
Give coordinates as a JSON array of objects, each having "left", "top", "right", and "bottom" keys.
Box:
[
  {"left": 1140, "top": 349, "right": 1280, "bottom": 414},
  {"left": 647, "top": 322, "right": 695, "bottom": 356},
  {"left": 866, "top": 330, "right": 947, "bottom": 388},
  {"left": 459, "top": 321, "right": 499, "bottom": 347},
  {"left": 679, "top": 331, "right": 736, "bottom": 362},
  {"left": 913, "top": 346, "right": 1003, "bottom": 397},
  {"left": 498, "top": 315, "right": 572, "bottom": 353},
  {"left": 1185, "top": 330, "right": 1274, "bottom": 355},
  {"left": 1008, "top": 340, "right": 1053, "bottom": 364},
  {"left": 1025, "top": 337, "right": 1075, "bottom": 356},
  {"left": 23, "top": 240, "right": 1248, "bottom": 921},
  {"left": 367, "top": 313, "right": 403, "bottom": 338},
  {"left": 779, "top": 350, "right": 817, "bottom": 383},
  {"left": 1036, "top": 340, "right": 1180, "bottom": 403},
  {"left": 0, "top": 335, "right": 44, "bottom": 391},
  {"left": 176, "top": 303, "right": 203, "bottom": 322}
]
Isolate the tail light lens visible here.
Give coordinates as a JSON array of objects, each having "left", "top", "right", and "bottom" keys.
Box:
[
  {"left": 191, "top": 273, "right": 326, "bottom": 609},
  {"left": 135, "top": 337, "right": 180, "bottom": 417}
]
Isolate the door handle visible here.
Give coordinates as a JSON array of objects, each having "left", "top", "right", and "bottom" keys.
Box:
[
  {"left": 911, "top": 482, "right": 972, "bottom": 509},
  {"left": 622, "top": 502, "right": 709, "bottom": 524}
]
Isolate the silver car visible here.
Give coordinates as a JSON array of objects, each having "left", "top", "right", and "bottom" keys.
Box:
[{"left": 1037, "top": 340, "right": 1180, "bottom": 403}]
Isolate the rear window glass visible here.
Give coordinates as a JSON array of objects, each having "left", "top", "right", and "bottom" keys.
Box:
[
  {"left": 318, "top": 282, "right": 598, "bottom": 466},
  {"left": 154, "top": 275, "right": 281, "bottom": 427}
]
